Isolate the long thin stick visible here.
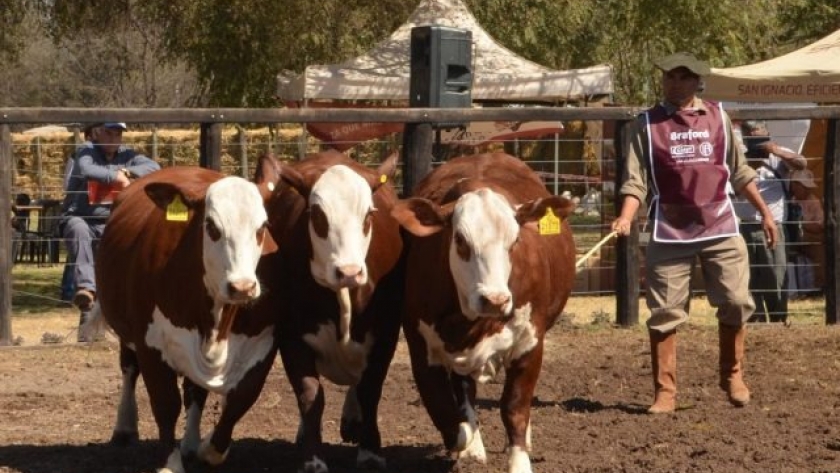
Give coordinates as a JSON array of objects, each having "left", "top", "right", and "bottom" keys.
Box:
[{"left": 575, "top": 231, "right": 618, "bottom": 272}]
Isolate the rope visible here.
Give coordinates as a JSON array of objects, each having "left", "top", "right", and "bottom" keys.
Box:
[{"left": 575, "top": 231, "right": 618, "bottom": 273}]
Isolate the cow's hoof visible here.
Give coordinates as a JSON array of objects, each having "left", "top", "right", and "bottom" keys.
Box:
[
  {"left": 298, "top": 456, "right": 329, "bottom": 473},
  {"left": 109, "top": 430, "right": 139, "bottom": 446},
  {"left": 356, "top": 449, "right": 386, "bottom": 470},
  {"left": 197, "top": 437, "right": 229, "bottom": 466},
  {"left": 507, "top": 446, "right": 532, "bottom": 473},
  {"left": 158, "top": 448, "right": 186, "bottom": 473},
  {"left": 340, "top": 417, "right": 361, "bottom": 444},
  {"left": 456, "top": 426, "right": 486, "bottom": 464}
]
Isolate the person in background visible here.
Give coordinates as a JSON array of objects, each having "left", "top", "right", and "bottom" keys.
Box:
[
  {"left": 788, "top": 169, "right": 825, "bottom": 295},
  {"left": 734, "top": 120, "right": 807, "bottom": 323},
  {"left": 611, "top": 52, "right": 777, "bottom": 414},
  {"left": 61, "top": 122, "right": 160, "bottom": 341},
  {"left": 59, "top": 124, "right": 96, "bottom": 302}
]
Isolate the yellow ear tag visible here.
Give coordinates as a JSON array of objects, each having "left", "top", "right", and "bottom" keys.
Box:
[
  {"left": 166, "top": 195, "right": 189, "bottom": 222},
  {"left": 538, "top": 207, "right": 561, "bottom": 235},
  {"left": 380, "top": 174, "right": 388, "bottom": 184}
]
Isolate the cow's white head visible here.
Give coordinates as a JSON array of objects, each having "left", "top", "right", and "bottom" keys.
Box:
[
  {"left": 280, "top": 152, "right": 399, "bottom": 292},
  {"left": 393, "top": 185, "right": 573, "bottom": 320},
  {"left": 145, "top": 175, "right": 276, "bottom": 305},
  {"left": 201, "top": 177, "right": 273, "bottom": 303}
]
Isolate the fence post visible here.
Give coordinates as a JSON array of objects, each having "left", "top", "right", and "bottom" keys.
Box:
[
  {"left": 401, "top": 123, "right": 434, "bottom": 197},
  {"left": 825, "top": 119, "right": 839, "bottom": 325},
  {"left": 200, "top": 123, "right": 222, "bottom": 171},
  {"left": 613, "top": 119, "right": 639, "bottom": 327},
  {"left": 237, "top": 126, "right": 248, "bottom": 178},
  {"left": 34, "top": 136, "right": 43, "bottom": 199},
  {"left": 0, "top": 124, "right": 13, "bottom": 345}
]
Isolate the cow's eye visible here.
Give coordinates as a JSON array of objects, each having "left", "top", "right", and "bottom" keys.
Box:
[
  {"left": 363, "top": 210, "right": 374, "bottom": 235},
  {"left": 453, "top": 232, "right": 471, "bottom": 261},
  {"left": 310, "top": 204, "right": 329, "bottom": 238},
  {"left": 206, "top": 218, "right": 221, "bottom": 241}
]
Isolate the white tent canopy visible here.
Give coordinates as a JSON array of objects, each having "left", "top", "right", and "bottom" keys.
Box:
[
  {"left": 704, "top": 29, "right": 840, "bottom": 103},
  {"left": 276, "top": 0, "right": 613, "bottom": 102}
]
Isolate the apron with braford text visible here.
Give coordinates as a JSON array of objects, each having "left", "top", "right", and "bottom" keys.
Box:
[{"left": 645, "top": 101, "right": 739, "bottom": 243}]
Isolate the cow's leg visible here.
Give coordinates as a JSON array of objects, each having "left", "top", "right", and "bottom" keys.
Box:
[
  {"left": 350, "top": 305, "right": 402, "bottom": 470},
  {"left": 110, "top": 343, "right": 141, "bottom": 446},
  {"left": 199, "top": 352, "right": 275, "bottom": 466},
  {"left": 279, "top": 340, "right": 328, "bottom": 473},
  {"left": 339, "top": 386, "right": 361, "bottom": 443},
  {"left": 136, "top": 346, "right": 184, "bottom": 473},
  {"left": 452, "top": 374, "right": 486, "bottom": 464},
  {"left": 404, "top": 323, "right": 464, "bottom": 451},
  {"left": 180, "top": 377, "right": 208, "bottom": 458},
  {"left": 500, "top": 341, "right": 544, "bottom": 473}
]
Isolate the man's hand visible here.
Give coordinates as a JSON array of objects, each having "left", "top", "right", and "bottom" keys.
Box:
[
  {"left": 611, "top": 216, "right": 634, "bottom": 236},
  {"left": 114, "top": 169, "right": 132, "bottom": 189},
  {"left": 762, "top": 217, "right": 778, "bottom": 250}
]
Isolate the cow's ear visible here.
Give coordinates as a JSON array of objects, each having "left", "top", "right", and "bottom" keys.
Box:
[
  {"left": 279, "top": 166, "right": 311, "bottom": 200},
  {"left": 370, "top": 150, "right": 399, "bottom": 192},
  {"left": 515, "top": 195, "right": 575, "bottom": 226},
  {"left": 145, "top": 182, "right": 203, "bottom": 211},
  {"left": 260, "top": 226, "right": 279, "bottom": 256},
  {"left": 391, "top": 198, "right": 449, "bottom": 237},
  {"left": 254, "top": 153, "right": 283, "bottom": 201}
]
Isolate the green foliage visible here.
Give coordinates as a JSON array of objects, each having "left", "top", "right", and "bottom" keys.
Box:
[{"left": 3, "top": 0, "right": 838, "bottom": 107}]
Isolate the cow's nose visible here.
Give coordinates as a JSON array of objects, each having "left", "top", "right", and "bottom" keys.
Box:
[
  {"left": 335, "top": 265, "right": 363, "bottom": 287},
  {"left": 227, "top": 279, "right": 258, "bottom": 301},
  {"left": 479, "top": 293, "right": 511, "bottom": 314}
]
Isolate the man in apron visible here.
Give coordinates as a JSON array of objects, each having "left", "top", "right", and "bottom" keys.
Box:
[{"left": 611, "top": 52, "right": 777, "bottom": 414}]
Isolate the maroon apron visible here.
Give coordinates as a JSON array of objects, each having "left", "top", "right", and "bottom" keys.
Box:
[{"left": 645, "top": 101, "right": 739, "bottom": 243}]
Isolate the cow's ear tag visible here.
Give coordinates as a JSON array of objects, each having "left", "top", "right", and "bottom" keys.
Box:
[
  {"left": 166, "top": 195, "right": 189, "bottom": 222},
  {"left": 380, "top": 174, "right": 388, "bottom": 184},
  {"left": 538, "top": 207, "right": 561, "bottom": 235}
]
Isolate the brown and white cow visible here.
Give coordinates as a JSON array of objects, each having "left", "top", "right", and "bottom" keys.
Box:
[
  {"left": 84, "top": 165, "right": 279, "bottom": 473},
  {"left": 391, "top": 152, "right": 576, "bottom": 473},
  {"left": 258, "top": 149, "right": 404, "bottom": 472}
]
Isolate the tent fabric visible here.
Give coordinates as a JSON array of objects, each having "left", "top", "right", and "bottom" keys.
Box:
[
  {"left": 276, "top": 0, "right": 614, "bottom": 102},
  {"left": 704, "top": 29, "right": 840, "bottom": 103}
]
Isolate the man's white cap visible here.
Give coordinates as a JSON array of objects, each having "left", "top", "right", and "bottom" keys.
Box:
[
  {"left": 102, "top": 122, "right": 127, "bottom": 130},
  {"left": 655, "top": 52, "right": 711, "bottom": 76},
  {"left": 791, "top": 169, "right": 817, "bottom": 188}
]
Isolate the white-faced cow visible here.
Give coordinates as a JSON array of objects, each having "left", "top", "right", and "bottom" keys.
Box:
[
  {"left": 258, "top": 149, "right": 404, "bottom": 472},
  {"left": 391, "top": 152, "right": 576, "bottom": 473},
  {"left": 84, "top": 165, "right": 279, "bottom": 473}
]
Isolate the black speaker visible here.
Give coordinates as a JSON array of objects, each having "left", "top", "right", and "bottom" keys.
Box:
[{"left": 409, "top": 25, "right": 473, "bottom": 110}]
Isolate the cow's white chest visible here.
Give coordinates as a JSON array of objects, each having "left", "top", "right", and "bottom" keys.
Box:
[
  {"left": 303, "top": 322, "right": 373, "bottom": 386},
  {"left": 145, "top": 308, "right": 274, "bottom": 393},
  {"left": 419, "top": 303, "right": 538, "bottom": 383}
]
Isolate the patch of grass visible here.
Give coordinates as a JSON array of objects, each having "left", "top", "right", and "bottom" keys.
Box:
[{"left": 11, "top": 264, "right": 72, "bottom": 315}]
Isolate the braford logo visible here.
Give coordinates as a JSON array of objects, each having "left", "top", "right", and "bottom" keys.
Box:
[
  {"left": 699, "top": 142, "right": 714, "bottom": 157},
  {"left": 670, "top": 144, "right": 695, "bottom": 156},
  {"left": 670, "top": 129, "right": 710, "bottom": 141}
]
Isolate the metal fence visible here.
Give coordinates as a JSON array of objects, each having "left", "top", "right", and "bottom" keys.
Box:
[{"left": 2, "top": 106, "right": 839, "bottom": 344}]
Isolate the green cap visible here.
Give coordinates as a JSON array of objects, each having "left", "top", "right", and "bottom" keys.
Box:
[{"left": 655, "top": 52, "right": 710, "bottom": 76}]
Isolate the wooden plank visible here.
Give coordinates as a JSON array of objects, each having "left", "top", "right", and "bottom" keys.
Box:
[
  {"left": 0, "top": 124, "right": 13, "bottom": 345},
  {"left": 2, "top": 106, "right": 839, "bottom": 125},
  {"left": 613, "top": 120, "right": 639, "bottom": 327},
  {"left": 825, "top": 119, "right": 839, "bottom": 325}
]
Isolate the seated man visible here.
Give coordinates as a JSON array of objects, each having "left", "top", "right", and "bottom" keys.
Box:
[{"left": 61, "top": 122, "right": 160, "bottom": 336}]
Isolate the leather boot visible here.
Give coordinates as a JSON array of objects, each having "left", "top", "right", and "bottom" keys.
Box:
[
  {"left": 719, "top": 324, "right": 750, "bottom": 407},
  {"left": 648, "top": 329, "right": 677, "bottom": 414}
]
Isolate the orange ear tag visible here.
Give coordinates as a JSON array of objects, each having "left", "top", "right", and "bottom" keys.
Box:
[
  {"left": 538, "top": 207, "right": 561, "bottom": 235},
  {"left": 166, "top": 195, "right": 189, "bottom": 222}
]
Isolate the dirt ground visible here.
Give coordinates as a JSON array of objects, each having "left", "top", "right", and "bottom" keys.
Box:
[{"left": 1, "top": 313, "right": 839, "bottom": 473}]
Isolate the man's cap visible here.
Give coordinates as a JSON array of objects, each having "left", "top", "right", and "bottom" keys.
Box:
[
  {"left": 655, "top": 52, "right": 711, "bottom": 76},
  {"left": 102, "top": 122, "right": 127, "bottom": 130},
  {"left": 791, "top": 169, "right": 817, "bottom": 188}
]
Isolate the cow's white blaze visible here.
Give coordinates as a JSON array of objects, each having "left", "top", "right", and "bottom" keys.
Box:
[
  {"left": 303, "top": 322, "right": 373, "bottom": 385},
  {"left": 201, "top": 176, "right": 268, "bottom": 303},
  {"left": 146, "top": 307, "right": 274, "bottom": 392},
  {"left": 419, "top": 303, "right": 537, "bottom": 381},
  {"left": 450, "top": 188, "right": 519, "bottom": 319},
  {"left": 307, "top": 165, "right": 375, "bottom": 290}
]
